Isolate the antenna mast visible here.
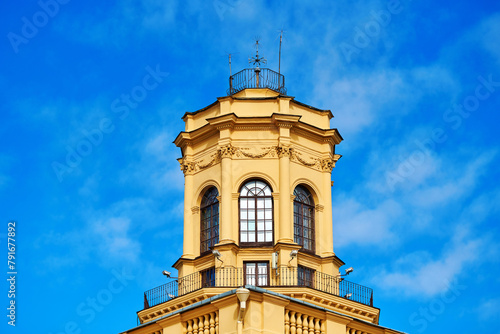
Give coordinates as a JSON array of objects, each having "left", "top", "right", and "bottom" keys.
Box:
[
  {"left": 278, "top": 29, "right": 284, "bottom": 76},
  {"left": 248, "top": 38, "right": 267, "bottom": 67},
  {"left": 226, "top": 52, "right": 239, "bottom": 76},
  {"left": 226, "top": 52, "right": 239, "bottom": 94}
]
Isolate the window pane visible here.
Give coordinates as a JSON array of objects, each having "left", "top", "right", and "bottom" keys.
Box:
[
  {"left": 262, "top": 186, "right": 271, "bottom": 196},
  {"left": 248, "top": 221, "right": 255, "bottom": 231},
  {"left": 241, "top": 233, "right": 248, "bottom": 242},
  {"left": 257, "top": 209, "right": 264, "bottom": 220},
  {"left": 241, "top": 210, "right": 247, "bottom": 219},
  {"left": 258, "top": 263, "right": 267, "bottom": 285},
  {"left": 265, "top": 220, "right": 272, "bottom": 230},
  {"left": 265, "top": 208, "right": 272, "bottom": 219},
  {"left": 248, "top": 233, "right": 255, "bottom": 242},
  {"left": 255, "top": 181, "right": 265, "bottom": 190},
  {"left": 257, "top": 198, "right": 264, "bottom": 208},
  {"left": 241, "top": 222, "right": 247, "bottom": 231},
  {"left": 265, "top": 231, "right": 272, "bottom": 241},
  {"left": 257, "top": 221, "right": 264, "bottom": 230},
  {"left": 265, "top": 198, "right": 272, "bottom": 208},
  {"left": 257, "top": 231, "right": 264, "bottom": 242},
  {"left": 241, "top": 199, "right": 247, "bottom": 208},
  {"left": 246, "top": 264, "right": 255, "bottom": 285},
  {"left": 248, "top": 209, "right": 255, "bottom": 219}
]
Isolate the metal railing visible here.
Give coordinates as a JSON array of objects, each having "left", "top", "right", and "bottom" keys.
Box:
[
  {"left": 143, "top": 267, "right": 373, "bottom": 309},
  {"left": 228, "top": 68, "right": 286, "bottom": 95}
]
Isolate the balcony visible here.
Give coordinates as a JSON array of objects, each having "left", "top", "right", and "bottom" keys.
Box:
[
  {"left": 143, "top": 267, "right": 373, "bottom": 309},
  {"left": 228, "top": 68, "right": 287, "bottom": 95}
]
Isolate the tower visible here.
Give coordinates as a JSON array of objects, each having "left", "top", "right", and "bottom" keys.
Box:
[{"left": 120, "top": 45, "right": 403, "bottom": 334}]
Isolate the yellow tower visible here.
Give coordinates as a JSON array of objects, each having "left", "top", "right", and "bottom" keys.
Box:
[{"left": 121, "top": 53, "right": 403, "bottom": 334}]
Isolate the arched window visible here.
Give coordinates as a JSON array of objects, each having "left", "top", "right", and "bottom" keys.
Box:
[
  {"left": 200, "top": 187, "right": 219, "bottom": 254},
  {"left": 239, "top": 180, "right": 273, "bottom": 245},
  {"left": 293, "top": 185, "right": 315, "bottom": 252}
]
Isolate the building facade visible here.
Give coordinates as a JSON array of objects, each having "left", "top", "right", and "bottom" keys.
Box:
[{"left": 120, "top": 66, "right": 404, "bottom": 334}]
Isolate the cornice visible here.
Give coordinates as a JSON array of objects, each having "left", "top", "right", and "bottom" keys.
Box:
[{"left": 177, "top": 113, "right": 342, "bottom": 148}]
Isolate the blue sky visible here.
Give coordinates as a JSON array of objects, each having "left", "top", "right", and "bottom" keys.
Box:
[{"left": 1, "top": 0, "right": 500, "bottom": 333}]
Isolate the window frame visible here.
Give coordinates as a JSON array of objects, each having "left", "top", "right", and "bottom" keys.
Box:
[
  {"left": 238, "top": 179, "right": 274, "bottom": 247},
  {"left": 298, "top": 265, "right": 315, "bottom": 288},
  {"left": 293, "top": 185, "right": 316, "bottom": 253},
  {"left": 200, "top": 187, "right": 220, "bottom": 255},
  {"left": 243, "top": 261, "right": 270, "bottom": 287},
  {"left": 200, "top": 267, "right": 216, "bottom": 288}
]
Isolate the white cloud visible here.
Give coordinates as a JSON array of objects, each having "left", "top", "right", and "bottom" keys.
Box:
[
  {"left": 333, "top": 197, "right": 402, "bottom": 248},
  {"left": 470, "top": 12, "right": 500, "bottom": 68},
  {"left": 93, "top": 216, "right": 141, "bottom": 264},
  {"left": 375, "top": 229, "right": 484, "bottom": 297},
  {"left": 476, "top": 298, "right": 500, "bottom": 321},
  {"left": 119, "top": 130, "right": 185, "bottom": 192},
  {"left": 408, "top": 150, "right": 496, "bottom": 208}
]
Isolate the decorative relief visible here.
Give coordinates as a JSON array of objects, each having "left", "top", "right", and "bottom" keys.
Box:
[
  {"left": 179, "top": 158, "right": 197, "bottom": 175},
  {"left": 293, "top": 151, "right": 321, "bottom": 168},
  {"left": 315, "top": 204, "right": 324, "bottom": 212},
  {"left": 237, "top": 146, "right": 276, "bottom": 159},
  {"left": 179, "top": 145, "right": 332, "bottom": 175},
  {"left": 218, "top": 144, "right": 237, "bottom": 158},
  {"left": 179, "top": 152, "right": 220, "bottom": 175},
  {"left": 191, "top": 206, "right": 200, "bottom": 214},
  {"left": 215, "top": 123, "right": 234, "bottom": 130},
  {"left": 276, "top": 122, "right": 294, "bottom": 129},
  {"left": 276, "top": 145, "right": 293, "bottom": 158},
  {"left": 321, "top": 158, "right": 335, "bottom": 172}
]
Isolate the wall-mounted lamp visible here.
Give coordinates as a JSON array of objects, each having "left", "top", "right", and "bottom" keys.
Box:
[
  {"left": 338, "top": 267, "right": 354, "bottom": 280},
  {"left": 212, "top": 249, "right": 224, "bottom": 267},
  {"left": 288, "top": 250, "right": 299, "bottom": 266},
  {"left": 162, "top": 270, "right": 178, "bottom": 279}
]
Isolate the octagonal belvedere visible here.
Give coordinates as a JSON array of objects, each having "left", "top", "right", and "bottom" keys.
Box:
[{"left": 120, "top": 67, "right": 404, "bottom": 334}]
